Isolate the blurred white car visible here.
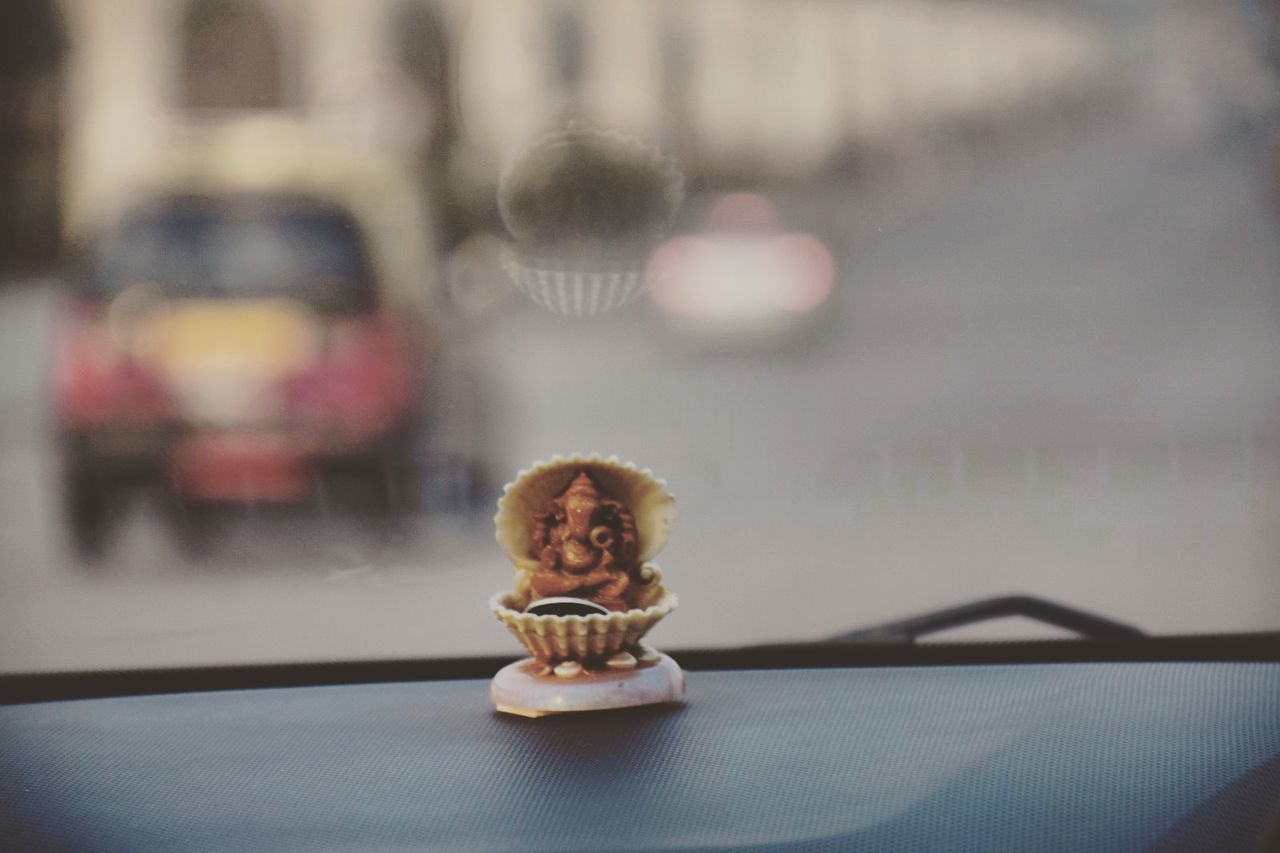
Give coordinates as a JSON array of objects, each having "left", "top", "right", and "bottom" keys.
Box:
[{"left": 647, "top": 193, "right": 834, "bottom": 346}]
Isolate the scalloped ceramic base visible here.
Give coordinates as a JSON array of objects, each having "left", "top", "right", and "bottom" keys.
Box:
[{"left": 491, "top": 653, "right": 685, "bottom": 718}]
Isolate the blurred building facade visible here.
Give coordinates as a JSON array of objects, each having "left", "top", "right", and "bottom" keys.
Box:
[
  {"left": 58, "top": 0, "right": 443, "bottom": 310},
  {"left": 52, "top": 0, "right": 1104, "bottom": 273}
]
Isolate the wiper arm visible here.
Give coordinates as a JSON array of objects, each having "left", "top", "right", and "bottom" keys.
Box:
[{"left": 827, "top": 595, "right": 1146, "bottom": 644}]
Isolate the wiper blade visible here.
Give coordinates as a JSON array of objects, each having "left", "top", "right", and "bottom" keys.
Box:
[{"left": 827, "top": 595, "right": 1146, "bottom": 644}]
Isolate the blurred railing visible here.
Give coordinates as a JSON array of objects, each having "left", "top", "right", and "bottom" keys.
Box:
[{"left": 824, "top": 431, "right": 1280, "bottom": 501}]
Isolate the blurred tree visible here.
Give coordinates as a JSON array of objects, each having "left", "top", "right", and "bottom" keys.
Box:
[{"left": 0, "top": 0, "right": 66, "bottom": 275}]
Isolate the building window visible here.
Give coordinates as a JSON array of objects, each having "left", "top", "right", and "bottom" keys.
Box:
[
  {"left": 394, "top": 0, "right": 453, "bottom": 146},
  {"left": 181, "top": 0, "right": 284, "bottom": 110},
  {"left": 659, "top": 6, "right": 694, "bottom": 151},
  {"left": 548, "top": 3, "right": 585, "bottom": 98},
  {"left": 0, "top": 0, "right": 66, "bottom": 270},
  {"left": 396, "top": 1, "right": 450, "bottom": 95}
]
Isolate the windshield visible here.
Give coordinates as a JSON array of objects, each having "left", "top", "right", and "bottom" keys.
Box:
[
  {"left": 2, "top": 0, "right": 1279, "bottom": 673},
  {"left": 88, "top": 202, "right": 376, "bottom": 312}
]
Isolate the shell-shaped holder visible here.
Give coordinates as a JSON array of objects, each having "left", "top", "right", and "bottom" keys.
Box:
[
  {"left": 490, "top": 576, "right": 676, "bottom": 665},
  {"left": 495, "top": 454, "right": 675, "bottom": 576}
]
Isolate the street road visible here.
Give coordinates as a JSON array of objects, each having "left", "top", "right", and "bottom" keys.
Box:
[{"left": 3, "top": 44, "right": 1280, "bottom": 670}]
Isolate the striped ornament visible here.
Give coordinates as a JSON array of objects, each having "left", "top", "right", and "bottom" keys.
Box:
[{"left": 500, "top": 246, "right": 652, "bottom": 317}]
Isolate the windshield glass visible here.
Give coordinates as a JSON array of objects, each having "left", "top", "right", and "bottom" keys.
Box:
[
  {"left": 89, "top": 203, "right": 376, "bottom": 311},
  {"left": 2, "top": 0, "right": 1279, "bottom": 672}
]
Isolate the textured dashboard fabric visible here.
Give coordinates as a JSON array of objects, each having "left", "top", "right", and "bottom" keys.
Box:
[{"left": 1, "top": 663, "right": 1278, "bottom": 852}]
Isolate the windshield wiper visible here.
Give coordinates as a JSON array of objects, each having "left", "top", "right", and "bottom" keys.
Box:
[{"left": 827, "top": 595, "right": 1146, "bottom": 644}]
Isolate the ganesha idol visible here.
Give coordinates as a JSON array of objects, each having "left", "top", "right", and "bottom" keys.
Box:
[{"left": 489, "top": 455, "right": 684, "bottom": 717}]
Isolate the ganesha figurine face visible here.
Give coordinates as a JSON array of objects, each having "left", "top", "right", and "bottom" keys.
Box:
[{"left": 489, "top": 455, "right": 684, "bottom": 714}]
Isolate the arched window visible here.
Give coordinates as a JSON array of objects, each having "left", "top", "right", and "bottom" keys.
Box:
[{"left": 181, "top": 0, "right": 284, "bottom": 110}]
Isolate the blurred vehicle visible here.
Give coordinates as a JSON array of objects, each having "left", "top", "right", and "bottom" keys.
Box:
[
  {"left": 54, "top": 192, "right": 425, "bottom": 558},
  {"left": 647, "top": 193, "right": 834, "bottom": 348}
]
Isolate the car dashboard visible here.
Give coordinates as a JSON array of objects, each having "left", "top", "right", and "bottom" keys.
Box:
[{"left": 2, "top": 638, "right": 1279, "bottom": 852}]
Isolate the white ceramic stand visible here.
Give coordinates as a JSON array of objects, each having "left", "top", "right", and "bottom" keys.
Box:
[{"left": 491, "top": 653, "right": 685, "bottom": 718}]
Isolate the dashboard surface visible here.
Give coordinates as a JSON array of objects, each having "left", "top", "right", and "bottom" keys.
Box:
[{"left": 2, "top": 662, "right": 1279, "bottom": 851}]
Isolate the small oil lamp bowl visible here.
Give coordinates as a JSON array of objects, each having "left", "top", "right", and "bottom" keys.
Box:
[{"left": 488, "top": 455, "right": 685, "bottom": 717}]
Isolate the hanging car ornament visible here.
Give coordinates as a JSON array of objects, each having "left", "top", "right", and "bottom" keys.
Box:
[
  {"left": 489, "top": 454, "right": 685, "bottom": 717},
  {"left": 497, "top": 123, "right": 684, "bottom": 317}
]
